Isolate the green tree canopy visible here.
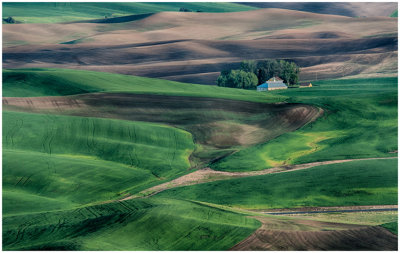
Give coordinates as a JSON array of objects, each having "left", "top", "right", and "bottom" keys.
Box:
[
  {"left": 255, "top": 59, "right": 299, "bottom": 85},
  {"left": 240, "top": 60, "right": 258, "bottom": 73},
  {"left": 217, "top": 59, "right": 300, "bottom": 89},
  {"left": 217, "top": 70, "right": 258, "bottom": 89}
]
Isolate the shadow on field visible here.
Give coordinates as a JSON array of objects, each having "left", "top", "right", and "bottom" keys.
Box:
[
  {"left": 3, "top": 93, "right": 321, "bottom": 166},
  {"left": 69, "top": 13, "right": 154, "bottom": 24}
]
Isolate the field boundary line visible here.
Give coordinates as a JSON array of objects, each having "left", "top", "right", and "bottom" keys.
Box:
[{"left": 119, "top": 156, "right": 397, "bottom": 201}]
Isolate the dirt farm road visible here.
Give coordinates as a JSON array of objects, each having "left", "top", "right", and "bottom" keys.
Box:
[
  {"left": 114, "top": 156, "right": 398, "bottom": 250},
  {"left": 119, "top": 156, "right": 397, "bottom": 200},
  {"left": 262, "top": 206, "right": 398, "bottom": 215}
]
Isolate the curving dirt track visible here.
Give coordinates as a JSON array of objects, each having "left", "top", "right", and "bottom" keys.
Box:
[
  {"left": 255, "top": 204, "right": 399, "bottom": 214},
  {"left": 264, "top": 207, "right": 398, "bottom": 215},
  {"left": 123, "top": 157, "right": 397, "bottom": 199}
]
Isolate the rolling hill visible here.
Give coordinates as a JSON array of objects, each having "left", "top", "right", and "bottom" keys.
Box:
[
  {"left": 3, "top": 110, "right": 196, "bottom": 214},
  {"left": 3, "top": 69, "right": 397, "bottom": 250},
  {"left": 4, "top": 69, "right": 397, "bottom": 171},
  {"left": 2, "top": 2, "right": 398, "bottom": 250},
  {"left": 157, "top": 159, "right": 398, "bottom": 209},
  {"left": 3, "top": 197, "right": 260, "bottom": 250},
  {"left": 2, "top": 2, "right": 257, "bottom": 23},
  {"left": 3, "top": 68, "right": 320, "bottom": 167},
  {"left": 239, "top": 2, "right": 397, "bottom": 18},
  {"left": 3, "top": 8, "right": 397, "bottom": 84},
  {"left": 211, "top": 77, "right": 398, "bottom": 171}
]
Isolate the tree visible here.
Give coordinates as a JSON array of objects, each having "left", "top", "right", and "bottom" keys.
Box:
[
  {"left": 217, "top": 59, "right": 300, "bottom": 88},
  {"left": 278, "top": 60, "right": 300, "bottom": 85},
  {"left": 255, "top": 59, "right": 300, "bottom": 85},
  {"left": 256, "top": 59, "right": 281, "bottom": 84},
  {"left": 240, "top": 60, "right": 257, "bottom": 73},
  {"left": 3, "top": 16, "right": 15, "bottom": 24},
  {"left": 242, "top": 71, "right": 259, "bottom": 89},
  {"left": 179, "top": 7, "right": 192, "bottom": 12},
  {"left": 288, "top": 62, "right": 300, "bottom": 85},
  {"left": 216, "top": 74, "right": 228, "bottom": 87},
  {"left": 280, "top": 60, "right": 291, "bottom": 85},
  {"left": 216, "top": 70, "right": 258, "bottom": 89},
  {"left": 216, "top": 70, "right": 230, "bottom": 87}
]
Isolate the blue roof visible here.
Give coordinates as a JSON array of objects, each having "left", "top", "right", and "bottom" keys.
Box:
[{"left": 258, "top": 83, "right": 269, "bottom": 88}]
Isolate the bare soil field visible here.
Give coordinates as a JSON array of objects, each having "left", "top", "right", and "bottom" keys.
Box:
[
  {"left": 231, "top": 217, "right": 398, "bottom": 251},
  {"left": 240, "top": 2, "right": 397, "bottom": 18},
  {"left": 3, "top": 8, "right": 397, "bottom": 84}
]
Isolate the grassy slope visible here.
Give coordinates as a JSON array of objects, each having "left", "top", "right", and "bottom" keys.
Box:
[
  {"left": 2, "top": 69, "right": 268, "bottom": 250},
  {"left": 3, "top": 68, "right": 284, "bottom": 103},
  {"left": 157, "top": 159, "right": 398, "bottom": 209},
  {"left": 295, "top": 211, "right": 398, "bottom": 226},
  {"left": 3, "top": 197, "right": 260, "bottom": 250},
  {"left": 4, "top": 69, "right": 397, "bottom": 171},
  {"left": 3, "top": 68, "right": 316, "bottom": 169},
  {"left": 2, "top": 2, "right": 257, "bottom": 23},
  {"left": 212, "top": 77, "right": 397, "bottom": 171},
  {"left": 381, "top": 222, "right": 398, "bottom": 235},
  {"left": 3, "top": 69, "right": 398, "bottom": 249},
  {"left": 3, "top": 111, "right": 195, "bottom": 214}
]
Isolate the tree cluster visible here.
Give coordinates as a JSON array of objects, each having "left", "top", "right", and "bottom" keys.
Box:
[
  {"left": 179, "top": 8, "right": 203, "bottom": 12},
  {"left": 250, "top": 59, "right": 300, "bottom": 85},
  {"left": 217, "top": 59, "right": 300, "bottom": 89},
  {"left": 179, "top": 7, "right": 192, "bottom": 12},
  {"left": 3, "top": 16, "right": 16, "bottom": 24},
  {"left": 216, "top": 70, "right": 258, "bottom": 89}
]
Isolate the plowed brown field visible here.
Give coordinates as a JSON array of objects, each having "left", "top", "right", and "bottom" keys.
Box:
[
  {"left": 3, "top": 8, "right": 397, "bottom": 84},
  {"left": 231, "top": 216, "right": 398, "bottom": 250}
]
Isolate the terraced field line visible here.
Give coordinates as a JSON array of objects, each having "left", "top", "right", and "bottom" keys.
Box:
[
  {"left": 120, "top": 156, "right": 397, "bottom": 200},
  {"left": 260, "top": 206, "right": 398, "bottom": 215},
  {"left": 249, "top": 204, "right": 398, "bottom": 213}
]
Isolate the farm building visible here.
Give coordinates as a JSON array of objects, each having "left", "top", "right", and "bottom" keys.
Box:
[
  {"left": 257, "top": 76, "right": 287, "bottom": 91},
  {"left": 299, "top": 82, "right": 312, "bottom": 88}
]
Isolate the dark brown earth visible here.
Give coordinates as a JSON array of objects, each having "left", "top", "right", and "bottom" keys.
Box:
[
  {"left": 231, "top": 226, "right": 398, "bottom": 251},
  {"left": 231, "top": 216, "right": 398, "bottom": 251}
]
